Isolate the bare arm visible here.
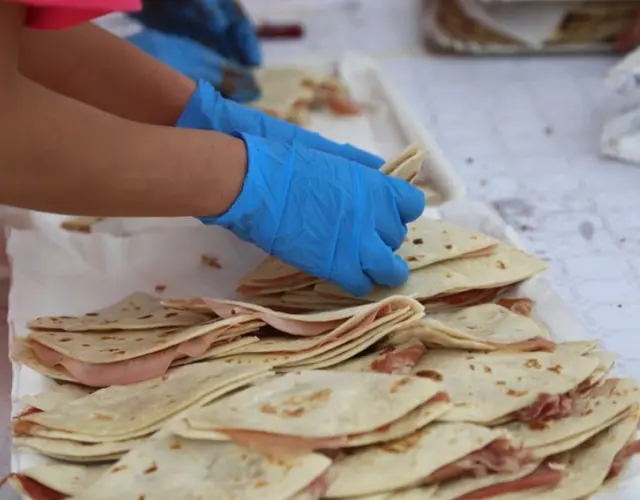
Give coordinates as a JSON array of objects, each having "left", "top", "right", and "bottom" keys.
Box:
[
  {"left": 0, "top": 4, "right": 246, "bottom": 217},
  {"left": 19, "top": 21, "right": 195, "bottom": 125}
]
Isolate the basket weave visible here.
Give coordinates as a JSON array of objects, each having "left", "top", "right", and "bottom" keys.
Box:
[{"left": 434, "top": 0, "right": 637, "bottom": 48}]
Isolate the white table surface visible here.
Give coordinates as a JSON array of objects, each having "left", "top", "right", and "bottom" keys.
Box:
[{"left": 3, "top": 0, "right": 640, "bottom": 496}]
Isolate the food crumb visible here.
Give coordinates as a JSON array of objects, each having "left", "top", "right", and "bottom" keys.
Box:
[{"left": 201, "top": 254, "right": 222, "bottom": 269}]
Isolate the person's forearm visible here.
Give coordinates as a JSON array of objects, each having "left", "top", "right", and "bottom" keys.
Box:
[
  {"left": 19, "top": 23, "right": 195, "bottom": 126},
  {"left": 0, "top": 75, "right": 246, "bottom": 217}
]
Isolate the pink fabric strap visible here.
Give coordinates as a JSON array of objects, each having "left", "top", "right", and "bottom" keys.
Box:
[{"left": 7, "top": 0, "right": 141, "bottom": 29}]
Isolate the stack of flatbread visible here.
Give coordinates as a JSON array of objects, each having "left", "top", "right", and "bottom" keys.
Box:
[
  {"left": 249, "top": 66, "right": 361, "bottom": 126},
  {"left": 11, "top": 360, "right": 272, "bottom": 463},
  {"left": 14, "top": 292, "right": 265, "bottom": 387},
  {"left": 233, "top": 217, "right": 547, "bottom": 314},
  {"left": 9, "top": 343, "right": 640, "bottom": 499},
  {"left": 7, "top": 218, "right": 640, "bottom": 499}
]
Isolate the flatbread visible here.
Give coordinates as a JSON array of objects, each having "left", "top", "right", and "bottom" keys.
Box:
[
  {"left": 28, "top": 292, "right": 210, "bottom": 331},
  {"left": 28, "top": 315, "right": 261, "bottom": 364},
  {"left": 325, "top": 423, "right": 510, "bottom": 497},
  {"left": 14, "top": 435, "right": 145, "bottom": 462},
  {"left": 234, "top": 219, "right": 500, "bottom": 297},
  {"left": 185, "top": 370, "right": 444, "bottom": 440},
  {"left": 389, "top": 304, "right": 549, "bottom": 350},
  {"left": 11, "top": 337, "right": 78, "bottom": 382},
  {"left": 430, "top": 462, "right": 541, "bottom": 500},
  {"left": 411, "top": 349, "right": 600, "bottom": 424},
  {"left": 497, "top": 410, "right": 640, "bottom": 500},
  {"left": 332, "top": 339, "right": 427, "bottom": 375},
  {"left": 503, "top": 379, "right": 640, "bottom": 458},
  {"left": 13, "top": 361, "right": 271, "bottom": 443},
  {"left": 381, "top": 144, "right": 420, "bottom": 175},
  {"left": 72, "top": 437, "right": 332, "bottom": 500},
  {"left": 316, "top": 243, "right": 548, "bottom": 302},
  {"left": 250, "top": 66, "right": 317, "bottom": 118},
  {"left": 8, "top": 463, "right": 108, "bottom": 497},
  {"left": 19, "top": 384, "right": 91, "bottom": 411}
]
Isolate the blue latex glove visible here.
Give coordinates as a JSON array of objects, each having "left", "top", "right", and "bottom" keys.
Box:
[
  {"left": 177, "top": 80, "right": 384, "bottom": 169},
  {"left": 200, "top": 133, "right": 425, "bottom": 296},
  {"left": 132, "top": 0, "right": 261, "bottom": 67},
  {"left": 127, "top": 29, "right": 259, "bottom": 103}
]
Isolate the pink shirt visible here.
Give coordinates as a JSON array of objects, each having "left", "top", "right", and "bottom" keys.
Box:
[{"left": 7, "top": 0, "right": 142, "bottom": 29}]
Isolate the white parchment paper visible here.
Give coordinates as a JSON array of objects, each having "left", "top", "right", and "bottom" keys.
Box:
[{"left": 7, "top": 200, "right": 639, "bottom": 499}]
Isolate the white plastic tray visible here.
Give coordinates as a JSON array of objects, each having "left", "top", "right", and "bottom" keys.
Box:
[
  {"left": 6, "top": 199, "right": 638, "bottom": 499},
  {"left": 23, "top": 52, "right": 466, "bottom": 237}
]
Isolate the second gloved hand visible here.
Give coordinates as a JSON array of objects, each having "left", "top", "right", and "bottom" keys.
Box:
[
  {"left": 127, "top": 29, "right": 259, "bottom": 102},
  {"left": 177, "top": 80, "right": 384, "bottom": 169},
  {"left": 200, "top": 133, "right": 425, "bottom": 296}
]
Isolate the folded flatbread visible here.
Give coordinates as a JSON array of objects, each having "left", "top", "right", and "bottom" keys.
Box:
[
  {"left": 412, "top": 348, "right": 600, "bottom": 424},
  {"left": 72, "top": 436, "right": 332, "bottom": 500},
  {"left": 13, "top": 361, "right": 271, "bottom": 443},
  {"left": 325, "top": 423, "right": 521, "bottom": 498},
  {"left": 316, "top": 243, "right": 547, "bottom": 303},
  {"left": 503, "top": 378, "right": 640, "bottom": 460},
  {"left": 388, "top": 304, "right": 553, "bottom": 352},
  {"left": 26, "top": 314, "right": 263, "bottom": 386},
  {"left": 234, "top": 218, "right": 499, "bottom": 297},
  {"left": 496, "top": 410, "right": 640, "bottom": 500},
  {"left": 178, "top": 370, "right": 448, "bottom": 456},
  {"left": 18, "top": 383, "right": 92, "bottom": 412},
  {"left": 28, "top": 292, "right": 210, "bottom": 331},
  {"left": 5, "top": 463, "right": 108, "bottom": 499},
  {"left": 250, "top": 67, "right": 317, "bottom": 120}
]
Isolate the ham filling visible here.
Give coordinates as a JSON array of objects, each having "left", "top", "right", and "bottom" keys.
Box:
[
  {"left": 428, "top": 439, "right": 531, "bottom": 483},
  {"left": 29, "top": 329, "right": 239, "bottom": 387},
  {"left": 499, "top": 337, "right": 556, "bottom": 353},
  {"left": 455, "top": 463, "right": 563, "bottom": 500},
  {"left": 497, "top": 298, "right": 534, "bottom": 317},
  {"left": 369, "top": 341, "right": 427, "bottom": 374},
  {"left": 0, "top": 474, "right": 65, "bottom": 500},
  {"left": 512, "top": 393, "right": 577, "bottom": 423},
  {"left": 607, "top": 439, "right": 640, "bottom": 480}
]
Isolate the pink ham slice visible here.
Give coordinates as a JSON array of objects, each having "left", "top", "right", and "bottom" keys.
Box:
[
  {"left": 607, "top": 439, "right": 640, "bottom": 480},
  {"left": 291, "top": 472, "right": 334, "bottom": 500},
  {"left": 455, "top": 463, "right": 563, "bottom": 500},
  {"left": 428, "top": 439, "right": 531, "bottom": 483},
  {"left": 369, "top": 341, "right": 427, "bottom": 374},
  {"left": 512, "top": 393, "right": 577, "bottom": 423},
  {"left": 497, "top": 298, "right": 534, "bottom": 317},
  {"left": 0, "top": 474, "right": 65, "bottom": 500},
  {"left": 29, "top": 328, "right": 239, "bottom": 387}
]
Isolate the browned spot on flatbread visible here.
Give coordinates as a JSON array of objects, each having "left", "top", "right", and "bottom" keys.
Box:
[
  {"left": 283, "top": 407, "right": 305, "bottom": 418},
  {"left": 406, "top": 256, "right": 419, "bottom": 262},
  {"left": 496, "top": 260, "right": 507, "bottom": 269},
  {"left": 92, "top": 412, "right": 113, "bottom": 421},
  {"left": 496, "top": 381, "right": 506, "bottom": 386},
  {"left": 155, "top": 284, "right": 167, "bottom": 293},
  {"left": 85, "top": 313, "right": 99, "bottom": 317},
  {"left": 548, "top": 365, "right": 563, "bottom": 374},
  {"left": 507, "top": 389, "right": 528, "bottom": 397},
  {"left": 528, "top": 421, "right": 550, "bottom": 431},
  {"left": 144, "top": 462, "right": 158, "bottom": 474},
  {"left": 415, "top": 370, "right": 443, "bottom": 382},
  {"left": 483, "top": 366, "right": 492, "bottom": 373},
  {"left": 254, "top": 480, "right": 268, "bottom": 488},
  {"left": 525, "top": 359, "right": 542, "bottom": 369},
  {"left": 382, "top": 428, "right": 428, "bottom": 453},
  {"left": 260, "top": 404, "right": 277, "bottom": 415},
  {"left": 137, "top": 314, "right": 153, "bottom": 320},
  {"left": 445, "top": 244, "right": 453, "bottom": 250},
  {"left": 412, "top": 238, "right": 424, "bottom": 245},
  {"left": 390, "top": 377, "right": 412, "bottom": 393},
  {"left": 111, "top": 465, "right": 127, "bottom": 473},
  {"left": 201, "top": 254, "right": 222, "bottom": 269},
  {"left": 164, "top": 312, "right": 178, "bottom": 318},
  {"left": 170, "top": 439, "right": 182, "bottom": 450}
]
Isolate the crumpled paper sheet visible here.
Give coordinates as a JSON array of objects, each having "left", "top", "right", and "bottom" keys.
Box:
[{"left": 6, "top": 199, "right": 639, "bottom": 500}]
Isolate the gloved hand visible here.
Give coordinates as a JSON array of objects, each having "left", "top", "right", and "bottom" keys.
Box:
[
  {"left": 177, "top": 80, "right": 384, "bottom": 169},
  {"left": 131, "top": 0, "right": 261, "bottom": 67},
  {"left": 127, "top": 29, "right": 259, "bottom": 102},
  {"left": 200, "top": 133, "right": 425, "bottom": 296}
]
